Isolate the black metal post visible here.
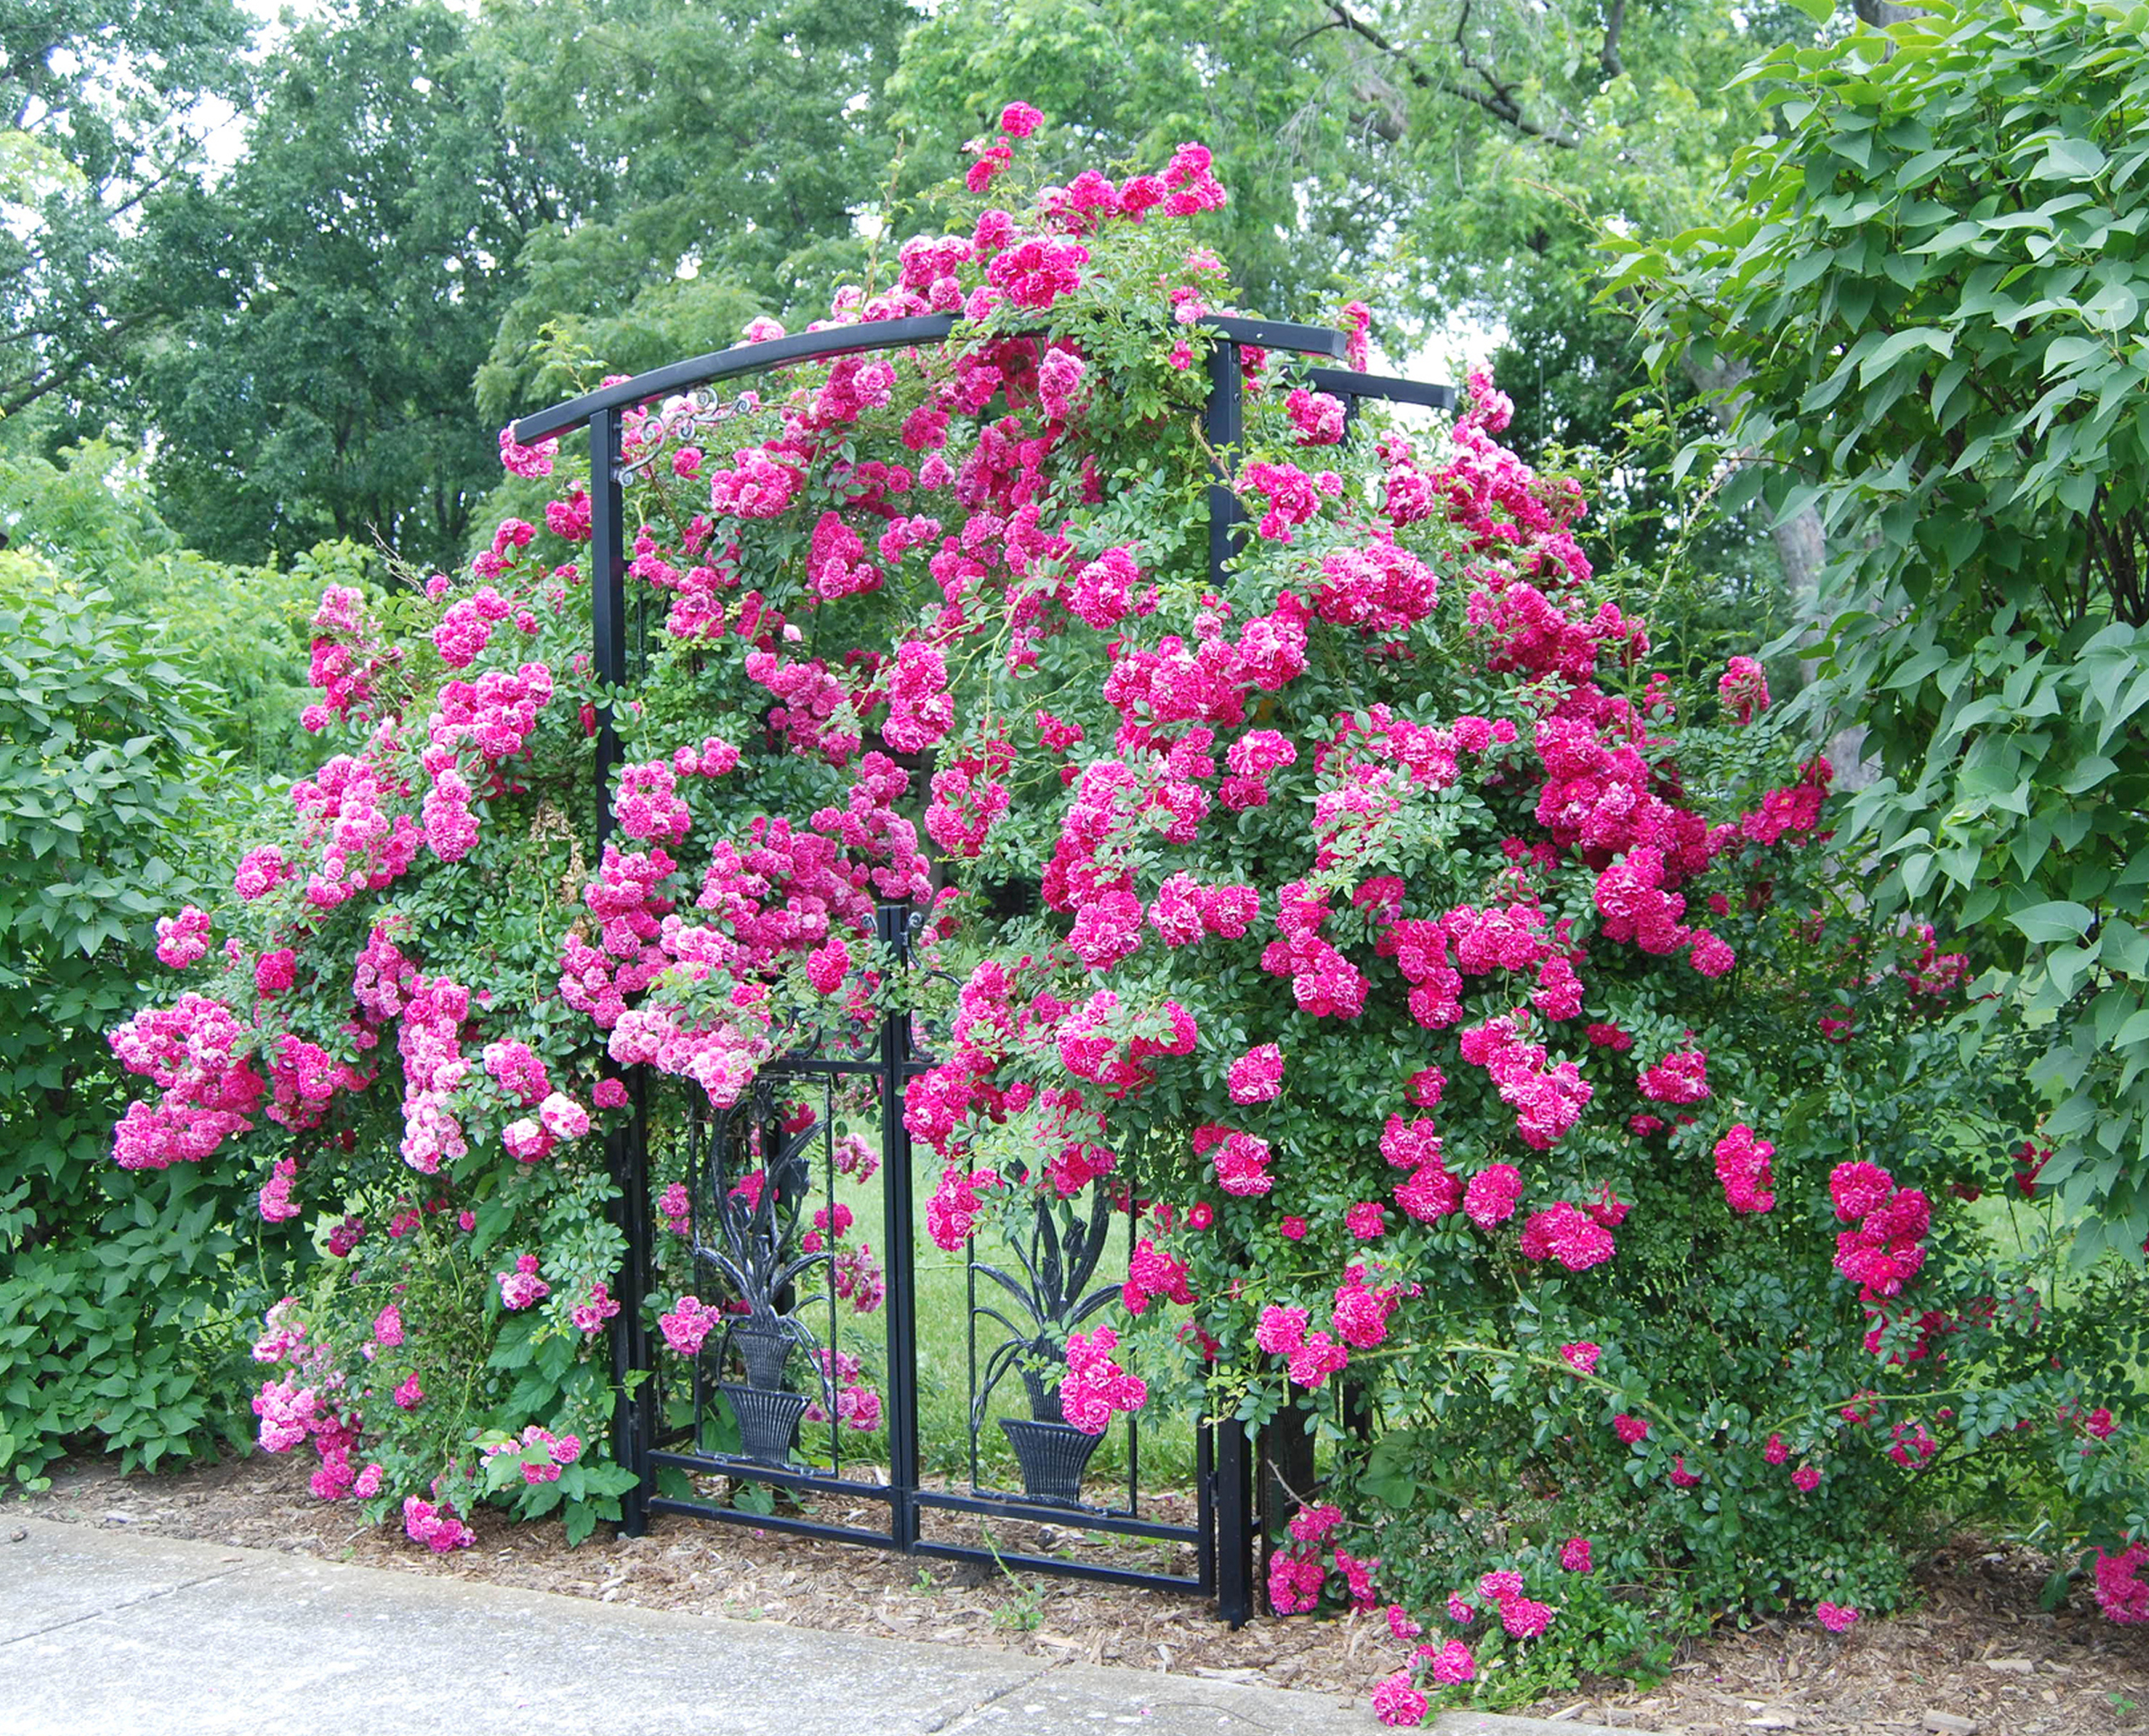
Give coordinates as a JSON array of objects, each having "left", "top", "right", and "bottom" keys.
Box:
[
  {"left": 609, "top": 1069, "right": 654, "bottom": 1536},
  {"left": 1204, "top": 340, "right": 1244, "bottom": 583},
  {"left": 1214, "top": 1418, "right": 1254, "bottom": 1627},
  {"left": 1194, "top": 1417, "right": 1215, "bottom": 1593},
  {"left": 589, "top": 404, "right": 651, "bottom": 1537},
  {"left": 876, "top": 903, "right": 922, "bottom": 1550},
  {"left": 590, "top": 404, "right": 627, "bottom": 805},
  {"left": 1257, "top": 1395, "right": 1319, "bottom": 1600},
  {"left": 1201, "top": 341, "right": 1257, "bottom": 1627}
]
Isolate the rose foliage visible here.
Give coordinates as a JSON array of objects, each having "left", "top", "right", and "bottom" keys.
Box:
[{"left": 111, "top": 112, "right": 2149, "bottom": 1709}]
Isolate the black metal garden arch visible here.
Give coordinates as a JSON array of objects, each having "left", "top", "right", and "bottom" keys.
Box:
[{"left": 512, "top": 314, "right": 1454, "bottom": 1627}]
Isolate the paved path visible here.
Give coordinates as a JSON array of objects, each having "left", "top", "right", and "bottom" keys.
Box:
[{"left": 0, "top": 1518, "right": 1617, "bottom": 1736}]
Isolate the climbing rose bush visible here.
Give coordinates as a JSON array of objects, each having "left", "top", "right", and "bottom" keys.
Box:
[{"left": 113, "top": 107, "right": 2147, "bottom": 1705}]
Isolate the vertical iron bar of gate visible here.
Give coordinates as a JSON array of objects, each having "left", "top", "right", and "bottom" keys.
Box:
[
  {"left": 592, "top": 404, "right": 654, "bottom": 1537},
  {"left": 1202, "top": 339, "right": 1256, "bottom": 1629},
  {"left": 590, "top": 404, "right": 626, "bottom": 785},
  {"left": 876, "top": 903, "right": 922, "bottom": 1550},
  {"left": 617, "top": 1066, "right": 652, "bottom": 1532},
  {"left": 823, "top": 1071, "right": 841, "bottom": 1486}
]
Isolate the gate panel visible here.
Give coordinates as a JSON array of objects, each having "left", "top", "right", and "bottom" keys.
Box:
[
  {"left": 625, "top": 906, "right": 1226, "bottom": 1599},
  {"left": 638, "top": 905, "right": 914, "bottom": 1548},
  {"left": 527, "top": 313, "right": 1454, "bottom": 1625}
]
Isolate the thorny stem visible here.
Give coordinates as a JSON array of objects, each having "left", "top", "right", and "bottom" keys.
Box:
[{"left": 1368, "top": 1337, "right": 1705, "bottom": 1456}]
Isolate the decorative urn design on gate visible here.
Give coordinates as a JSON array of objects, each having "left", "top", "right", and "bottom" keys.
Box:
[
  {"left": 972, "top": 1186, "right": 1121, "bottom": 1506},
  {"left": 717, "top": 1315, "right": 812, "bottom": 1468}
]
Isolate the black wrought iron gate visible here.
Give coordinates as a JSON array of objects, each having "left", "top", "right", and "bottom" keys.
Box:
[{"left": 512, "top": 312, "right": 1453, "bottom": 1626}]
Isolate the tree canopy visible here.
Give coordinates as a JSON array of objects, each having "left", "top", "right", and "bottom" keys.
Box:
[
  {"left": 6, "top": 0, "right": 1823, "bottom": 582},
  {"left": 0, "top": 0, "right": 251, "bottom": 429}
]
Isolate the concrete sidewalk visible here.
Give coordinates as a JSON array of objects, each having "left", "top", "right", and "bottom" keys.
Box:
[{"left": 0, "top": 1518, "right": 1619, "bottom": 1736}]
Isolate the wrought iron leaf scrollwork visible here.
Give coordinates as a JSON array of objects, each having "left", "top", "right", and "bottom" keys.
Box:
[
  {"left": 969, "top": 1180, "right": 1124, "bottom": 1433},
  {"left": 686, "top": 1081, "right": 830, "bottom": 1349},
  {"left": 616, "top": 387, "right": 763, "bottom": 485}
]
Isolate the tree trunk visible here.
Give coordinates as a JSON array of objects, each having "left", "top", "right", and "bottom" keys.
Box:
[
  {"left": 1682, "top": 352, "right": 1875, "bottom": 788},
  {"left": 1683, "top": 353, "right": 1827, "bottom": 620}
]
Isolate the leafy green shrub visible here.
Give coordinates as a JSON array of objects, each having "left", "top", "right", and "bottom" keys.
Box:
[
  {"left": 1613, "top": 0, "right": 2149, "bottom": 1254},
  {"left": 0, "top": 438, "right": 374, "bottom": 779},
  {"left": 0, "top": 569, "right": 276, "bottom": 1484}
]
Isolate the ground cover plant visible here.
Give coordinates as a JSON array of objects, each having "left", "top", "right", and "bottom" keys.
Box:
[{"left": 106, "top": 109, "right": 2149, "bottom": 1717}]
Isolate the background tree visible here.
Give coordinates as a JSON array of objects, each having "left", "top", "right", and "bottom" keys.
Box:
[
  {"left": 132, "top": 0, "right": 551, "bottom": 571},
  {"left": 888, "top": 0, "right": 1814, "bottom": 641},
  {"left": 886, "top": 0, "right": 1394, "bottom": 318},
  {"left": 472, "top": 0, "right": 916, "bottom": 421},
  {"left": 0, "top": 0, "right": 251, "bottom": 437},
  {"left": 119, "top": 0, "right": 911, "bottom": 568}
]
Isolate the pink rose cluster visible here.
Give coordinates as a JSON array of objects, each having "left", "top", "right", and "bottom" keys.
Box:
[
  {"left": 303, "top": 583, "right": 396, "bottom": 732},
  {"left": 483, "top": 1424, "right": 584, "bottom": 1485},
  {"left": 1253, "top": 1303, "right": 1323, "bottom": 1372},
  {"left": 1457, "top": 1013, "right": 1593, "bottom": 1152},
  {"left": 403, "top": 1494, "right": 475, "bottom": 1554},
  {"left": 924, "top": 1163, "right": 1001, "bottom": 1249},
  {"left": 394, "top": 973, "right": 475, "bottom": 1173},
  {"left": 2093, "top": 1544, "right": 2149, "bottom": 1624},
  {"left": 503, "top": 1090, "right": 592, "bottom": 1164},
  {"left": 1471, "top": 1567, "right": 1557, "bottom": 1639},
  {"left": 658, "top": 1182, "right": 692, "bottom": 1235},
  {"left": 153, "top": 904, "right": 212, "bottom": 969},
  {"left": 1121, "top": 1236, "right": 1195, "bottom": 1314},
  {"left": 249, "top": 1302, "right": 385, "bottom": 1504},
  {"left": 1718, "top": 654, "right": 1771, "bottom": 723},
  {"left": 570, "top": 1282, "right": 622, "bottom": 1336},
  {"left": 498, "top": 425, "right": 557, "bottom": 479},
  {"left": 109, "top": 993, "right": 265, "bottom": 1170},
  {"left": 832, "top": 1241, "right": 885, "bottom": 1314},
  {"left": 1829, "top": 1161, "right": 1931, "bottom": 1300},
  {"left": 1224, "top": 1042, "right": 1284, "bottom": 1105},
  {"left": 495, "top": 1253, "right": 551, "bottom": 1311},
  {"left": 1268, "top": 1501, "right": 1378, "bottom": 1618},
  {"left": 257, "top": 1156, "right": 302, "bottom": 1223},
  {"left": 282, "top": 751, "right": 421, "bottom": 910},
  {"left": 1055, "top": 989, "right": 1198, "bottom": 1099},
  {"left": 1713, "top": 1123, "right": 1776, "bottom": 1214},
  {"left": 1516, "top": 1199, "right": 1617, "bottom": 1272},
  {"left": 1193, "top": 1122, "right": 1273, "bottom": 1197},
  {"left": 658, "top": 1295, "right": 723, "bottom": 1357},
  {"left": 805, "top": 1347, "right": 883, "bottom": 1432},
  {"left": 1058, "top": 1326, "right": 1147, "bottom": 1434}
]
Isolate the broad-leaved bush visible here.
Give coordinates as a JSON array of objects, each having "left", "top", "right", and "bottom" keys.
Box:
[
  {"left": 0, "top": 571, "right": 267, "bottom": 1485},
  {"left": 1613, "top": 0, "right": 2149, "bottom": 1261}
]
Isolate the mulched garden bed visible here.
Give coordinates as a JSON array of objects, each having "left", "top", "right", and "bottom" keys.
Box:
[{"left": 11, "top": 1449, "right": 2147, "bottom": 1734}]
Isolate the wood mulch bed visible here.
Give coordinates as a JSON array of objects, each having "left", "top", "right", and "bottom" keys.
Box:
[{"left": 11, "top": 1449, "right": 2148, "bottom": 1734}]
